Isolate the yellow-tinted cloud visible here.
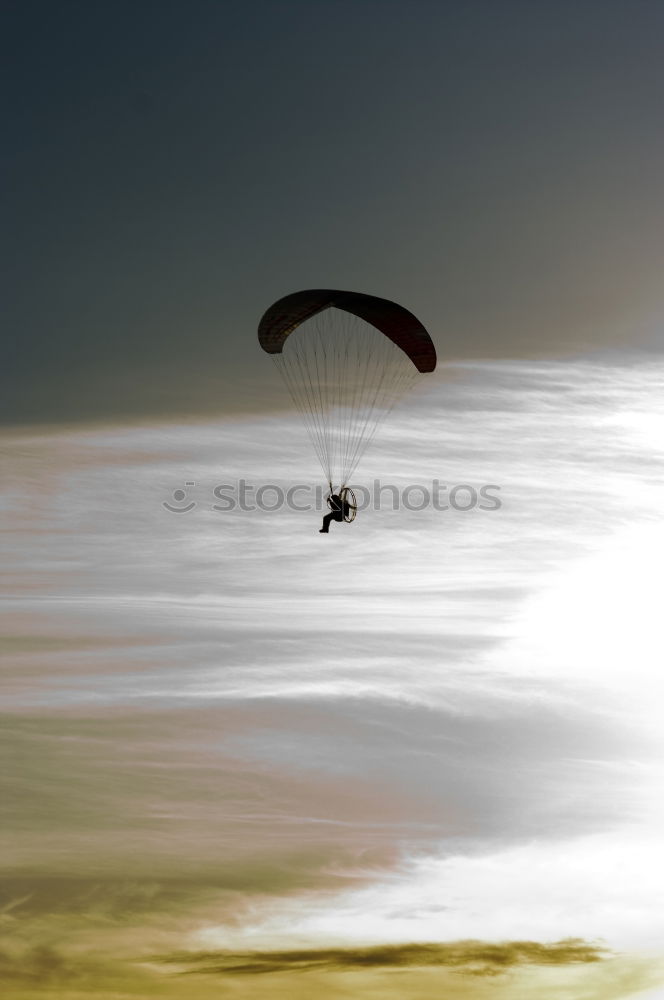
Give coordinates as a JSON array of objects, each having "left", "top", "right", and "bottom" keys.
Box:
[
  {"left": 163, "top": 937, "right": 606, "bottom": 977},
  {"left": 1, "top": 882, "right": 662, "bottom": 1000}
]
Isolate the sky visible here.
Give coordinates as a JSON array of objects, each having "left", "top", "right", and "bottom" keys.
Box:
[
  {"left": 2, "top": 3, "right": 664, "bottom": 999},
  {"left": 4, "top": 0, "right": 664, "bottom": 423}
]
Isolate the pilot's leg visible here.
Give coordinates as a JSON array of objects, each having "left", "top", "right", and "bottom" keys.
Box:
[{"left": 320, "top": 512, "right": 334, "bottom": 533}]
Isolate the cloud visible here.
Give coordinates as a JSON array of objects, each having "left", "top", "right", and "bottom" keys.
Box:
[
  {"left": 0, "top": 944, "right": 129, "bottom": 990},
  {"left": 2, "top": 356, "right": 663, "bottom": 979},
  {"left": 165, "top": 938, "right": 607, "bottom": 977},
  {"left": 0, "top": 688, "right": 645, "bottom": 886},
  {"left": 0, "top": 880, "right": 662, "bottom": 1000}
]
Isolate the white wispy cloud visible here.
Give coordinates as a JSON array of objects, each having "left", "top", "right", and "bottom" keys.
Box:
[{"left": 2, "top": 356, "right": 663, "bottom": 963}]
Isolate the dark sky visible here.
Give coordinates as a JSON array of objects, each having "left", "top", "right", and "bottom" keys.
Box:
[{"left": 4, "top": 0, "right": 664, "bottom": 424}]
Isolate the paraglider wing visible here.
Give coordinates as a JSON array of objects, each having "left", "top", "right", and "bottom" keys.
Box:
[
  {"left": 258, "top": 289, "right": 436, "bottom": 373},
  {"left": 258, "top": 288, "right": 437, "bottom": 489}
]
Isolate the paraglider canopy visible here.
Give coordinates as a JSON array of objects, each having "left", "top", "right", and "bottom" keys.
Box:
[
  {"left": 258, "top": 289, "right": 436, "bottom": 491},
  {"left": 258, "top": 289, "right": 436, "bottom": 373}
]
